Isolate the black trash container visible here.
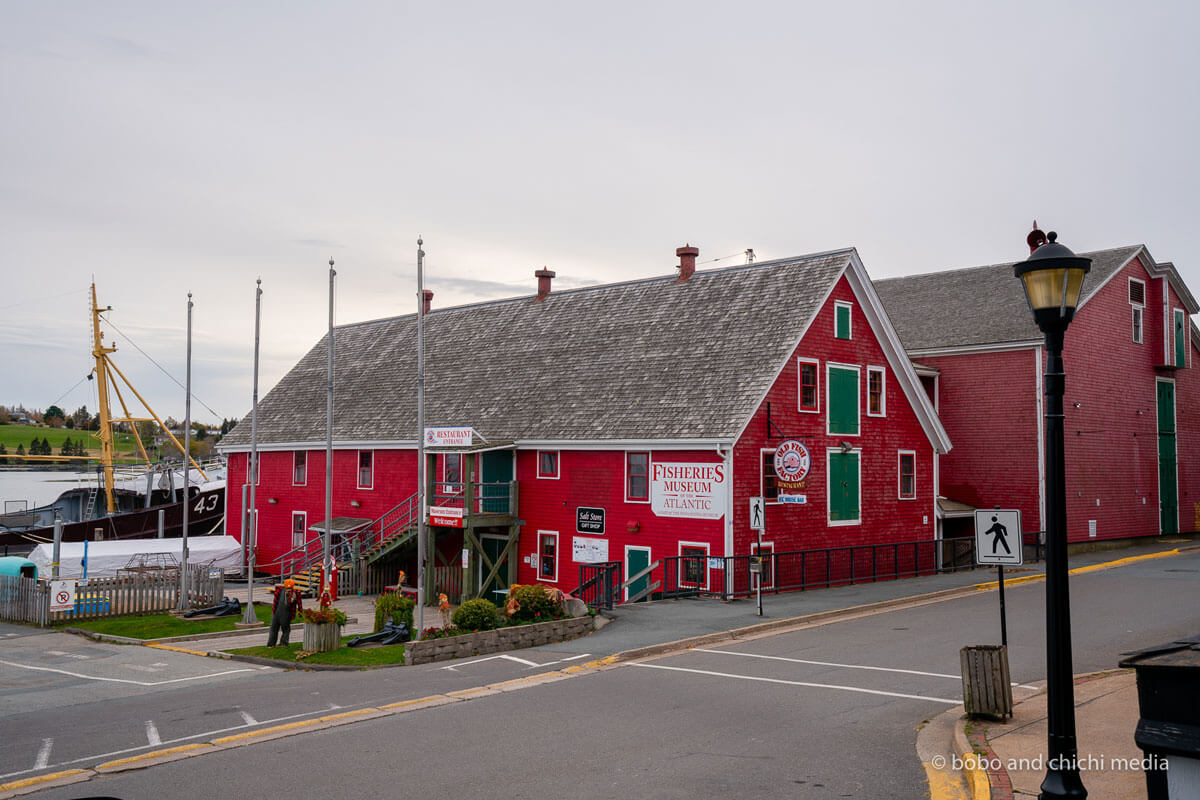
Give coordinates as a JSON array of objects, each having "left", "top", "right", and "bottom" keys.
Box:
[{"left": 1119, "top": 636, "right": 1200, "bottom": 799}]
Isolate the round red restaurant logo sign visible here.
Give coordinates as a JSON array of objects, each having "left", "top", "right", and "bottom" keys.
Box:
[{"left": 774, "top": 440, "right": 811, "bottom": 483}]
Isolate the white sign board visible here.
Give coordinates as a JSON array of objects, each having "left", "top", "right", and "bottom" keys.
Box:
[
  {"left": 974, "top": 509, "right": 1023, "bottom": 565},
  {"left": 424, "top": 427, "right": 475, "bottom": 448},
  {"left": 49, "top": 580, "right": 76, "bottom": 613},
  {"left": 778, "top": 494, "right": 807, "bottom": 504},
  {"left": 749, "top": 497, "right": 765, "bottom": 531},
  {"left": 651, "top": 462, "right": 728, "bottom": 520},
  {"left": 572, "top": 536, "right": 610, "bottom": 564},
  {"left": 430, "top": 506, "right": 464, "bottom": 528}
]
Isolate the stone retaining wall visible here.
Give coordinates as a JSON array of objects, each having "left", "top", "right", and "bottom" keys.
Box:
[{"left": 405, "top": 615, "right": 598, "bottom": 665}]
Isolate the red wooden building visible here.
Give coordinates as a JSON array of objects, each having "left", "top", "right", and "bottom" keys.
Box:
[
  {"left": 219, "top": 245, "right": 950, "bottom": 601},
  {"left": 876, "top": 241, "right": 1199, "bottom": 544}
]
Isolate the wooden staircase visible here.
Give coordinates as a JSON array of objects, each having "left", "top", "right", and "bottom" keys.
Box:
[{"left": 282, "top": 494, "right": 423, "bottom": 588}]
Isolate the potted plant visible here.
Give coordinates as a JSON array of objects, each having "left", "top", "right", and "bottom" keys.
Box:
[{"left": 301, "top": 589, "right": 346, "bottom": 652}]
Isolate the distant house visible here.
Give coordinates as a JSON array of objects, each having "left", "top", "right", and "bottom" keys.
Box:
[
  {"left": 875, "top": 241, "right": 1198, "bottom": 543},
  {"left": 219, "top": 246, "right": 949, "bottom": 600},
  {"left": 9, "top": 412, "right": 33, "bottom": 425}
]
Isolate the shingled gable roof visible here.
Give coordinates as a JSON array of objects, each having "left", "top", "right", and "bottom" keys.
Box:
[
  {"left": 872, "top": 245, "right": 1152, "bottom": 353},
  {"left": 220, "top": 248, "right": 949, "bottom": 452}
]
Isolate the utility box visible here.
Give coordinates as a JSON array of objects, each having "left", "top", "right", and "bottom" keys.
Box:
[
  {"left": 961, "top": 644, "right": 1013, "bottom": 720},
  {"left": 1119, "top": 637, "right": 1200, "bottom": 799}
]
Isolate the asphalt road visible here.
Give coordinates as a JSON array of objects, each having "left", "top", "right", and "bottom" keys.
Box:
[{"left": 7, "top": 548, "right": 1199, "bottom": 799}]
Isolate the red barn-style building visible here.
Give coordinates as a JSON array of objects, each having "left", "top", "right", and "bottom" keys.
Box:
[
  {"left": 876, "top": 241, "right": 1199, "bottom": 544},
  {"left": 219, "top": 246, "right": 950, "bottom": 601}
]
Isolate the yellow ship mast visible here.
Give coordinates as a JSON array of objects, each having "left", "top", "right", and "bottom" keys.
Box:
[
  {"left": 91, "top": 284, "right": 118, "bottom": 513},
  {"left": 89, "top": 283, "right": 208, "bottom": 516}
]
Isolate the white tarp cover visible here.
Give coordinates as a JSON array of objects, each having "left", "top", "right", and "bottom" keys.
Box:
[{"left": 28, "top": 536, "right": 242, "bottom": 579}]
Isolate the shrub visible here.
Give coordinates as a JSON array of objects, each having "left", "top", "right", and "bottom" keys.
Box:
[
  {"left": 505, "top": 583, "right": 565, "bottom": 623},
  {"left": 374, "top": 593, "right": 415, "bottom": 633},
  {"left": 301, "top": 606, "right": 347, "bottom": 626},
  {"left": 452, "top": 598, "right": 501, "bottom": 631}
]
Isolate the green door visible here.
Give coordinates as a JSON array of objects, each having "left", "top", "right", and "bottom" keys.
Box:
[
  {"left": 626, "top": 547, "right": 650, "bottom": 602},
  {"left": 828, "top": 451, "right": 860, "bottom": 523},
  {"left": 1175, "top": 310, "right": 1186, "bottom": 367},
  {"left": 828, "top": 366, "right": 859, "bottom": 435},
  {"left": 1157, "top": 380, "right": 1178, "bottom": 534},
  {"left": 479, "top": 534, "right": 508, "bottom": 600},
  {"left": 480, "top": 450, "right": 513, "bottom": 514}
]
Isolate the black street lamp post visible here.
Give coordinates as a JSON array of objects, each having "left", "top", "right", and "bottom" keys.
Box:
[{"left": 1014, "top": 229, "right": 1092, "bottom": 800}]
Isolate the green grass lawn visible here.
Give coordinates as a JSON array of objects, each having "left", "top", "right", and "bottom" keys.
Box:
[
  {"left": 59, "top": 603, "right": 273, "bottom": 638},
  {"left": 0, "top": 424, "right": 140, "bottom": 459},
  {"left": 229, "top": 635, "right": 407, "bottom": 667}
]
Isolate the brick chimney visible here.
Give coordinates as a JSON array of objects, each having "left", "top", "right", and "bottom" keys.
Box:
[
  {"left": 421, "top": 289, "right": 433, "bottom": 314},
  {"left": 676, "top": 244, "right": 699, "bottom": 281},
  {"left": 534, "top": 268, "right": 556, "bottom": 302}
]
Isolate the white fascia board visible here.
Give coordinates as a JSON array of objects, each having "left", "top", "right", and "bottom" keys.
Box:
[
  {"left": 729, "top": 258, "right": 844, "bottom": 446},
  {"left": 219, "top": 438, "right": 735, "bottom": 454},
  {"left": 1078, "top": 246, "right": 1142, "bottom": 311},
  {"left": 515, "top": 439, "right": 734, "bottom": 451},
  {"left": 1144, "top": 255, "right": 1199, "bottom": 314},
  {"left": 906, "top": 341, "right": 1043, "bottom": 358},
  {"left": 843, "top": 251, "right": 952, "bottom": 455},
  {"left": 217, "top": 439, "right": 418, "bottom": 454}
]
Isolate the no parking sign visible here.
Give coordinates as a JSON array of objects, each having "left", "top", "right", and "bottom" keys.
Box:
[{"left": 49, "top": 580, "right": 76, "bottom": 613}]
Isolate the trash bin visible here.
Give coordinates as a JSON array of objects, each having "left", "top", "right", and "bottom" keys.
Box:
[
  {"left": 1119, "top": 636, "right": 1200, "bottom": 799},
  {"left": 960, "top": 644, "right": 1013, "bottom": 719}
]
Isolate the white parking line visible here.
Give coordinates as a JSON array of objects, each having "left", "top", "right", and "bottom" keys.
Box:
[
  {"left": 34, "top": 739, "right": 52, "bottom": 770},
  {"left": 145, "top": 721, "right": 161, "bottom": 746},
  {"left": 440, "top": 654, "right": 540, "bottom": 671},
  {"left": 633, "top": 663, "right": 961, "bottom": 704},
  {"left": 239, "top": 710, "right": 258, "bottom": 725},
  {"left": 693, "top": 648, "right": 1039, "bottom": 689},
  {"left": 0, "top": 659, "right": 256, "bottom": 686}
]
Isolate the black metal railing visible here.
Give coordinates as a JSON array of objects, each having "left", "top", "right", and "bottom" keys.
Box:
[
  {"left": 652, "top": 534, "right": 1045, "bottom": 601},
  {"left": 572, "top": 561, "right": 622, "bottom": 610}
]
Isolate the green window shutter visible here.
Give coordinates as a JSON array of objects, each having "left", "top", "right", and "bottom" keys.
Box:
[
  {"left": 828, "top": 366, "right": 859, "bottom": 435},
  {"left": 835, "top": 304, "right": 851, "bottom": 340},
  {"left": 829, "top": 451, "right": 860, "bottom": 522},
  {"left": 1175, "top": 310, "right": 1186, "bottom": 367}
]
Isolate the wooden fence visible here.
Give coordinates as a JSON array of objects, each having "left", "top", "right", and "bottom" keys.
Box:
[{"left": 0, "top": 570, "right": 223, "bottom": 627}]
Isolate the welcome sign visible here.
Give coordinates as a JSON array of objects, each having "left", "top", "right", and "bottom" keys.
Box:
[{"left": 651, "top": 462, "right": 728, "bottom": 520}]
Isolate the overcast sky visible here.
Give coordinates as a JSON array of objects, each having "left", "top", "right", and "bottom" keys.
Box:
[{"left": 2, "top": 1, "right": 1197, "bottom": 426}]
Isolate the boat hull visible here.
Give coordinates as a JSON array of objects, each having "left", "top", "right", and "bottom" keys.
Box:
[{"left": 0, "top": 485, "right": 226, "bottom": 548}]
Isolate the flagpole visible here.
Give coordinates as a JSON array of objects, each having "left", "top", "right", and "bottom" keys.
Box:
[
  {"left": 325, "top": 258, "right": 336, "bottom": 598},
  {"left": 242, "top": 279, "right": 262, "bottom": 624},
  {"left": 178, "top": 292, "right": 193, "bottom": 610},
  {"left": 415, "top": 237, "right": 426, "bottom": 639}
]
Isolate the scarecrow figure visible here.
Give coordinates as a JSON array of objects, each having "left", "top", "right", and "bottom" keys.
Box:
[{"left": 267, "top": 579, "right": 304, "bottom": 647}]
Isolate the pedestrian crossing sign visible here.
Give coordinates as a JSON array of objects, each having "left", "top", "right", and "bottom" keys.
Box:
[{"left": 974, "top": 509, "right": 1023, "bottom": 565}]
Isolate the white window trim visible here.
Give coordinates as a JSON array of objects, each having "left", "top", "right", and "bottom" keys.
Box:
[
  {"left": 1174, "top": 308, "right": 1188, "bottom": 368},
  {"left": 292, "top": 451, "right": 307, "bottom": 487},
  {"left": 760, "top": 447, "right": 783, "bottom": 505},
  {"left": 624, "top": 451, "right": 651, "bottom": 504},
  {"left": 897, "top": 450, "right": 917, "bottom": 501},
  {"left": 1132, "top": 305, "right": 1144, "bottom": 345},
  {"left": 866, "top": 365, "right": 887, "bottom": 418},
  {"left": 442, "top": 452, "right": 463, "bottom": 495},
  {"left": 537, "top": 530, "right": 559, "bottom": 583},
  {"left": 826, "top": 446, "right": 862, "bottom": 527},
  {"left": 291, "top": 511, "right": 307, "bottom": 548},
  {"left": 624, "top": 545, "right": 652, "bottom": 602},
  {"left": 356, "top": 449, "right": 374, "bottom": 490},
  {"left": 751, "top": 540, "right": 775, "bottom": 590},
  {"left": 825, "top": 362, "right": 861, "bottom": 438},
  {"left": 537, "top": 449, "right": 560, "bottom": 480},
  {"left": 796, "top": 357, "right": 820, "bottom": 413},
  {"left": 834, "top": 300, "right": 853, "bottom": 339},
  {"left": 678, "top": 541, "right": 710, "bottom": 591}
]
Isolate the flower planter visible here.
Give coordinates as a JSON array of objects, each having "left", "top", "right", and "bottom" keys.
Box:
[
  {"left": 404, "top": 615, "right": 597, "bottom": 666},
  {"left": 303, "top": 621, "right": 340, "bottom": 653}
]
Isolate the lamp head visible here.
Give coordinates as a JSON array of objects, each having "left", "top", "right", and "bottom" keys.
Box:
[{"left": 1013, "top": 230, "right": 1091, "bottom": 333}]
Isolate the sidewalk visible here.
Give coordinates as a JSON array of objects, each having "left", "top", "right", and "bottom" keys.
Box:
[{"left": 952, "top": 670, "right": 1145, "bottom": 799}]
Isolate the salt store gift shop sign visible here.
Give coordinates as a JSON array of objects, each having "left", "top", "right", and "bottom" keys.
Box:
[{"left": 651, "top": 462, "right": 728, "bottom": 520}]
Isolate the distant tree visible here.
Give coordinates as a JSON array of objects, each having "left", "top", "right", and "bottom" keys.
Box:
[
  {"left": 163, "top": 416, "right": 180, "bottom": 432},
  {"left": 71, "top": 406, "right": 91, "bottom": 429},
  {"left": 16, "top": 443, "right": 26, "bottom": 458},
  {"left": 0, "top": 442, "right": 7, "bottom": 464},
  {"left": 191, "top": 422, "right": 208, "bottom": 441},
  {"left": 44, "top": 405, "right": 66, "bottom": 427},
  {"left": 61, "top": 438, "right": 75, "bottom": 456},
  {"left": 220, "top": 417, "right": 236, "bottom": 436}
]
